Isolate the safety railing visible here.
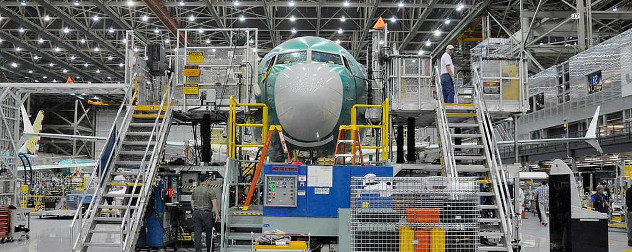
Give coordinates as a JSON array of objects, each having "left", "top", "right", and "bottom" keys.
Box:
[
  {"left": 472, "top": 67, "right": 516, "bottom": 244},
  {"left": 228, "top": 96, "right": 268, "bottom": 159},
  {"left": 70, "top": 73, "right": 138, "bottom": 251},
  {"left": 349, "top": 99, "right": 390, "bottom": 162},
  {"left": 120, "top": 73, "right": 175, "bottom": 251},
  {"left": 433, "top": 66, "right": 457, "bottom": 177},
  {"left": 220, "top": 158, "right": 239, "bottom": 252}
]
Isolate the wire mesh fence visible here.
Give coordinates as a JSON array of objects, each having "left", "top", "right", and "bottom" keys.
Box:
[{"left": 350, "top": 176, "right": 480, "bottom": 252}]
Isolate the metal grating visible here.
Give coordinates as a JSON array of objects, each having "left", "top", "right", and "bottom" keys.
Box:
[{"left": 350, "top": 176, "right": 480, "bottom": 252}]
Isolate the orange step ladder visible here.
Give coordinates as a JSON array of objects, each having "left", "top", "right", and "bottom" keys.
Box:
[
  {"left": 242, "top": 125, "right": 291, "bottom": 211},
  {"left": 333, "top": 125, "right": 364, "bottom": 165}
]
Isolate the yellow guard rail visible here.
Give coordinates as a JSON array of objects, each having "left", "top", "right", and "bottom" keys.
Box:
[
  {"left": 350, "top": 98, "right": 389, "bottom": 161},
  {"left": 228, "top": 96, "right": 268, "bottom": 158}
]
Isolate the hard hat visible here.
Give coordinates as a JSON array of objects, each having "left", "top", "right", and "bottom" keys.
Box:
[{"left": 446, "top": 45, "right": 455, "bottom": 50}]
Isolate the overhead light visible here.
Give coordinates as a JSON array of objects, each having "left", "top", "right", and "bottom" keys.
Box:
[
  {"left": 290, "top": 15, "right": 296, "bottom": 22},
  {"left": 15, "top": 47, "right": 21, "bottom": 51},
  {"left": 52, "top": 79, "right": 57, "bottom": 83},
  {"left": 20, "top": 0, "right": 26, "bottom": 6},
  {"left": 33, "top": 55, "right": 39, "bottom": 60},
  {"left": 93, "top": 47, "right": 99, "bottom": 52},
  {"left": 165, "top": 38, "right": 170, "bottom": 44},
  {"left": 434, "top": 29, "right": 441, "bottom": 36},
  {"left": 119, "top": 63, "right": 124, "bottom": 67},
  {"left": 233, "top": 1, "right": 240, "bottom": 6},
  {"left": 63, "top": 69, "right": 68, "bottom": 73},
  {"left": 444, "top": 18, "right": 451, "bottom": 24},
  {"left": 108, "top": 27, "right": 115, "bottom": 33},
  {"left": 291, "top": 28, "right": 297, "bottom": 34},
  {"left": 456, "top": 3, "right": 464, "bottom": 11},
  {"left": 49, "top": 62, "right": 54, "bottom": 67},
  {"left": 28, "top": 70, "right": 32, "bottom": 73},
  {"left": 179, "top": 0, "right": 184, "bottom": 5},
  {"left": 42, "top": 76, "right": 47, "bottom": 79},
  {"left": 107, "top": 56, "right": 113, "bottom": 61},
  {"left": 378, "top": 40, "right": 384, "bottom": 45},
  {"left": 144, "top": 56, "right": 148, "bottom": 60},
  {"left": 343, "top": 0, "right": 350, "bottom": 7},
  {"left": 73, "top": 0, "right": 79, "bottom": 6},
  {"left": 122, "top": 38, "right": 128, "bottom": 43},
  {"left": 336, "top": 39, "right": 341, "bottom": 44},
  {"left": 84, "top": 63, "right": 88, "bottom": 67},
  {"left": 70, "top": 55, "right": 76, "bottom": 60},
  {"left": 188, "top": 15, "right": 195, "bottom": 21},
  {"left": 288, "top": 0, "right": 295, "bottom": 6},
  {"left": 127, "top": 0, "right": 134, "bottom": 6},
  {"left": 142, "top": 15, "right": 148, "bottom": 22},
  {"left": 398, "top": 1, "right": 404, "bottom": 7},
  {"left": 252, "top": 48, "right": 257, "bottom": 52},
  {"left": 92, "top": 15, "right": 99, "bottom": 21},
  {"left": 198, "top": 29, "right": 204, "bottom": 34},
  {"left": 417, "top": 50, "right": 424, "bottom": 55},
  {"left": 212, "top": 48, "right": 216, "bottom": 52},
  {"left": 63, "top": 27, "right": 70, "bottom": 33},
  {"left": 107, "top": 76, "right": 111, "bottom": 79},
  {"left": 54, "top": 46, "right": 61, "bottom": 52},
  {"left": 96, "top": 69, "right": 100, "bottom": 73},
  {"left": 340, "top": 16, "right": 346, "bottom": 22},
  {"left": 249, "top": 38, "right": 254, "bottom": 44},
  {"left": 43, "top": 15, "right": 50, "bottom": 22},
  {"left": 18, "top": 27, "right": 24, "bottom": 33},
  {"left": 390, "top": 16, "right": 396, "bottom": 23},
  {"left": 133, "top": 47, "right": 139, "bottom": 52},
  {"left": 425, "top": 40, "right": 431, "bottom": 46},
  {"left": 80, "top": 38, "right": 86, "bottom": 44},
  {"left": 338, "top": 28, "right": 343, "bottom": 34},
  {"left": 206, "top": 39, "right": 211, "bottom": 44},
  {"left": 154, "top": 28, "right": 159, "bottom": 34},
  {"left": 93, "top": 96, "right": 99, "bottom": 100},
  {"left": 239, "top": 15, "right": 245, "bottom": 22},
  {"left": 613, "top": 6, "right": 618, "bottom": 11}
]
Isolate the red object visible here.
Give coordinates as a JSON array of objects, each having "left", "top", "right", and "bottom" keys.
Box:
[
  {"left": 168, "top": 188, "right": 173, "bottom": 198},
  {"left": 406, "top": 209, "right": 440, "bottom": 223},
  {"left": 414, "top": 229, "right": 431, "bottom": 252},
  {"left": 0, "top": 205, "right": 10, "bottom": 239}
]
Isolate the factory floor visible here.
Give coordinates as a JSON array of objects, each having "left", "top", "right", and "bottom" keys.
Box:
[{"left": 1, "top": 214, "right": 631, "bottom": 251}]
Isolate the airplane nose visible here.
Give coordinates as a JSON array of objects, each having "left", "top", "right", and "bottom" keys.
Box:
[{"left": 274, "top": 63, "right": 343, "bottom": 143}]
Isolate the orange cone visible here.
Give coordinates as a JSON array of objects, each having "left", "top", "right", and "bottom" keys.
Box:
[
  {"left": 373, "top": 17, "right": 386, "bottom": 30},
  {"left": 66, "top": 76, "right": 74, "bottom": 84}
]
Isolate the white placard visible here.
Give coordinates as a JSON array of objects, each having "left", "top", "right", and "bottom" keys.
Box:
[
  {"left": 314, "top": 188, "right": 330, "bottom": 195},
  {"left": 622, "top": 44, "right": 632, "bottom": 97},
  {"left": 307, "top": 166, "right": 333, "bottom": 187}
]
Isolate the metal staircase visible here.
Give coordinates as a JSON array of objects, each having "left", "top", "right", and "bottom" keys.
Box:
[
  {"left": 434, "top": 67, "right": 517, "bottom": 252},
  {"left": 70, "top": 74, "right": 174, "bottom": 251}
]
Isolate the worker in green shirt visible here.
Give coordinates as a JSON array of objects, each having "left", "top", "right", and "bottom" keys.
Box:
[{"left": 191, "top": 174, "right": 220, "bottom": 252}]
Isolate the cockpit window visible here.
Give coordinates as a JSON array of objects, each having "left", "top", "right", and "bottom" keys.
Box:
[
  {"left": 276, "top": 51, "right": 307, "bottom": 64},
  {"left": 312, "top": 51, "right": 343, "bottom": 65}
]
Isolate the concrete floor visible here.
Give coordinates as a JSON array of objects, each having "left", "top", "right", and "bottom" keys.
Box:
[{"left": 1, "top": 215, "right": 630, "bottom": 251}]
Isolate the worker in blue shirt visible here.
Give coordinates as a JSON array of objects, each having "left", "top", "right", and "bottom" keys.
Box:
[{"left": 590, "top": 185, "right": 611, "bottom": 214}]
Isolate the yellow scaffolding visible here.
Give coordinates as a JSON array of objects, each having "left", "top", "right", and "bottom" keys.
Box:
[
  {"left": 350, "top": 99, "right": 390, "bottom": 161},
  {"left": 228, "top": 96, "right": 268, "bottom": 159}
]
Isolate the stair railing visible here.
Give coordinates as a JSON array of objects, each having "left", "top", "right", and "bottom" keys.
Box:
[{"left": 433, "top": 66, "right": 458, "bottom": 177}]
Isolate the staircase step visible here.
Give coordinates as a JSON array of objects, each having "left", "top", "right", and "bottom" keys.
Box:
[
  {"left": 478, "top": 218, "right": 501, "bottom": 223},
  {"left": 446, "top": 112, "right": 476, "bottom": 117},
  {"left": 126, "top": 131, "right": 154, "bottom": 137},
  {"left": 97, "top": 205, "right": 138, "bottom": 210},
  {"left": 229, "top": 223, "right": 262, "bottom": 229},
  {"left": 452, "top": 133, "right": 482, "bottom": 138},
  {"left": 116, "top": 160, "right": 142, "bottom": 167},
  {"left": 129, "top": 122, "right": 156, "bottom": 128},
  {"left": 480, "top": 205, "right": 499, "bottom": 210},
  {"left": 480, "top": 192, "right": 495, "bottom": 197},
  {"left": 479, "top": 245, "right": 509, "bottom": 251},
  {"left": 226, "top": 232, "right": 254, "bottom": 241},
  {"left": 479, "top": 231, "right": 504, "bottom": 238},
  {"left": 123, "top": 141, "right": 156, "bottom": 146},
  {"left": 454, "top": 155, "right": 487, "bottom": 161},
  {"left": 112, "top": 170, "right": 143, "bottom": 176},
  {"left": 449, "top": 123, "right": 479, "bottom": 128},
  {"left": 93, "top": 216, "right": 123, "bottom": 222},
  {"left": 454, "top": 144, "right": 484, "bottom": 149},
  {"left": 119, "top": 150, "right": 150, "bottom": 156},
  {"left": 456, "top": 164, "right": 487, "bottom": 172},
  {"left": 85, "top": 242, "right": 121, "bottom": 247},
  {"left": 103, "top": 193, "right": 139, "bottom": 198},
  {"left": 89, "top": 229, "right": 129, "bottom": 234},
  {"left": 133, "top": 114, "right": 164, "bottom": 119}
]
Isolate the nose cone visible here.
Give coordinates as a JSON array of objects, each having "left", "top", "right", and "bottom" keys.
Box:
[{"left": 274, "top": 63, "right": 343, "bottom": 143}]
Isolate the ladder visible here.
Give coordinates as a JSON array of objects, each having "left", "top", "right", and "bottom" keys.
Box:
[
  {"left": 71, "top": 75, "right": 173, "bottom": 251},
  {"left": 333, "top": 125, "right": 364, "bottom": 165},
  {"left": 434, "top": 67, "right": 517, "bottom": 252}
]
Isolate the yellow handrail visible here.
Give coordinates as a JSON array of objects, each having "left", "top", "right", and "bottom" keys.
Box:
[
  {"left": 350, "top": 98, "right": 389, "bottom": 161},
  {"left": 228, "top": 96, "right": 268, "bottom": 158}
]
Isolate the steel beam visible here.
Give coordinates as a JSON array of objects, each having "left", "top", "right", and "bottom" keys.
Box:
[
  {"left": 204, "top": 0, "right": 231, "bottom": 43},
  {"left": 0, "top": 7, "right": 122, "bottom": 79},
  {"left": 142, "top": 0, "right": 187, "bottom": 45},
  {"left": 33, "top": 0, "right": 125, "bottom": 59},
  {"left": 398, "top": 0, "right": 439, "bottom": 51},
  {"left": 262, "top": 0, "right": 277, "bottom": 46},
  {"left": 431, "top": 1, "right": 490, "bottom": 57},
  {"left": 0, "top": 51, "right": 66, "bottom": 80},
  {"left": 354, "top": 0, "right": 380, "bottom": 57},
  {"left": 89, "top": 0, "right": 149, "bottom": 44}
]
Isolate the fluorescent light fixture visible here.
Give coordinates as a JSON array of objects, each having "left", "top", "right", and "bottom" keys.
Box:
[
  {"left": 93, "top": 47, "right": 99, "bottom": 52},
  {"left": 84, "top": 63, "right": 88, "bottom": 67},
  {"left": 398, "top": 1, "right": 404, "bottom": 7},
  {"left": 38, "top": 38, "right": 44, "bottom": 43},
  {"left": 54, "top": 46, "right": 61, "bottom": 52},
  {"left": 390, "top": 16, "right": 396, "bottom": 23},
  {"left": 42, "top": 76, "right": 47, "bottom": 79},
  {"left": 122, "top": 38, "right": 128, "bottom": 43},
  {"left": 239, "top": 15, "right": 245, "bottom": 22},
  {"left": 33, "top": 55, "right": 39, "bottom": 60},
  {"left": 444, "top": 18, "right": 451, "bottom": 24},
  {"left": 154, "top": 28, "right": 159, "bottom": 34},
  {"left": 290, "top": 15, "right": 296, "bottom": 22},
  {"left": 456, "top": 3, "right": 463, "bottom": 11},
  {"left": 142, "top": 15, "right": 148, "bottom": 22},
  {"left": 63, "top": 69, "right": 68, "bottom": 73},
  {"left": 165, "top": 38, "right": 170, "bottom": 43},
  {"left": 15, "top": 47, "right": 21, "bottom": 51},
  {"left": 107, "top": 56, "right": 113, "bottom": 60},
  {"left": 43, "top": 15, "right": 50, "bottom": 21},
  {"left": 92, "top": 15, "right": 99, "bottom": 21},
  {"left": 96, "top": 69, "right": 100, "bottom": 73},
  {"left": 119, "top": 63, "right": 124, "bottom": 67},
  {"left": 206, "top": 39, "right": 211, "bottom": 44},
  {"left": 80, "top": 38, "right": 86, "bottom": 44},
  {"left": 343, "top": 1, "right": 350, "bottom": 7},
  {"left": 234, "top": 1, "right": 240, "bottom": 6},
  {"left": 417, "top": 50, "right": 424, "bottom": 55},
  {"left": 70, "top": 55, "right": 76, "bottom": 60},
  {"left": 19, "top": 27, "right": 24, "bottom": 33},
  {"left": 338, "top": 28, "right": 343, "bottom": 34},
  {"left": 108, "top": 27, "right": 114, "bottom": 33},
  {"left": 434, "top": 29, "right": 441, "bottom": 36},
  {"left": 198, "top": 29, "right": 205, "bottom": 34},
  {"left": 425, "top": 40, "right": 431, "bottom": 46},
  {"left": 188, "top": 15, "right": 195, "bottom": 21},
  {"left": 49, "top": 62, "right": 54, "bottom": 67},
  {"left": 291, "top": 28, "right": 297, "bottom": 34},
  {"left": 378, "top": 40, "right": 384, "bottom": 45},
  {"left": 288, "top": 0, "right": 295, "bottom": 6},
  {"left": 73, "top": 0, "right": 79, "bottom": 6},
  {"left": 340, "top": 16, "right": 346, "bottom": 22},
  {"left": 127, "top": 0, "right": 134, "bottom": 6},
  {"left": 336, "top": 39, "right": 341, "bottom": 44},
  {"left": 179, "top": 1, "right": 184, "bottom": 5},
  {"left": 613, "top": 6, "right": 618, "bottom": 11},
  {"left": 63, "top": 27, "right": 70, "bottom": 33},
  {"left": 28, "top": 70, "right": 32, "bottom": 73}
]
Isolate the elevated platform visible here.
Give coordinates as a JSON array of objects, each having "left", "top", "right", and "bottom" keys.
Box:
[{"left": 0, "top": 83, "right": 126, "bottom": 95}]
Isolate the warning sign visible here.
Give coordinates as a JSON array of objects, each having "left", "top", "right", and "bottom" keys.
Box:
[
  {"left": 187, "top": 51, "right": 204, "bottom": 63},
  {"left": 183, "top": 83, "right": 199, "bottom": 95},
  {"left": 183, "top": 65, "right": 201, "bottom": 77}
]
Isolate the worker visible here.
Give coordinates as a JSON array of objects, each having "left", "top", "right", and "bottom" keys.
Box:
[
  {"left": 536, "top": 181, "right": 549, "bottom": 226},
  {"left": 191, "top": 174, "right": 221, "bottom": 252},
  {"left": 626, "top": 183, "right": 632, "bottom": 246},
  {"left": 591, "top": 185, "right": 611, "bottom": 214},
  {"left": 440, "top": 44, "right": 456, "bottom": 103}
]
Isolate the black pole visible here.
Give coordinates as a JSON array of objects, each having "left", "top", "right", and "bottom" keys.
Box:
[
  {"left": 407, "top": 117, "right": 416, "bottom": 163},
  {"left": 396, "top": 125, "right": 404, "bottom": 163},
  {"left": 201, "top": 113, "right": 211, "bottom": 163}
]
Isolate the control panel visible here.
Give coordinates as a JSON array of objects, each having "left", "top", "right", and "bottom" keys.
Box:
[{"left": 264, "top": 175, "right": 297, "bottom": 207}]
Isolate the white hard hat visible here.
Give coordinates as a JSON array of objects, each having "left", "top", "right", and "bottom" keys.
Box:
[{"left": 446, "top": 45, "right": 455, "bottom": 50}]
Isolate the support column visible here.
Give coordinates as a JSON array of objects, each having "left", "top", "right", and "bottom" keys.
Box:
[
  {"left": 396, "top": 125, "right": 404, "bottom": 163},
  {"left": 577, "top": 0, "right": 587, "bottom": 51},
  {"left": 406, "top": 117, "right": 416, "bottom": 163}
]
